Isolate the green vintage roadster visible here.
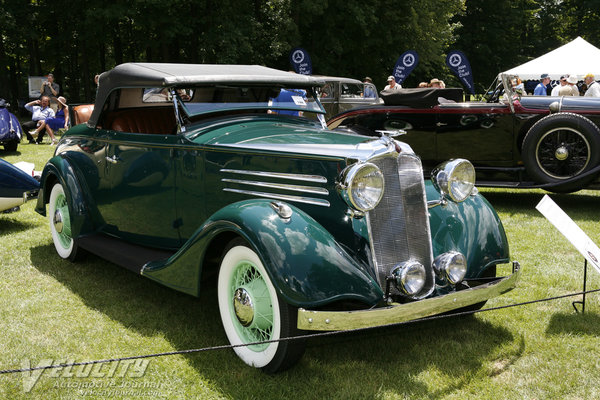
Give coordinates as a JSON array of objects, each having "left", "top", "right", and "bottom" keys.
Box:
[{"left": 36, "top": 63, "right": 520, "bottom": 373}]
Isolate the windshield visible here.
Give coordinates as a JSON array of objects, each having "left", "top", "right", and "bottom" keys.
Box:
[{"left": 178, "top": 86, "right": 325, "bottom": 117}]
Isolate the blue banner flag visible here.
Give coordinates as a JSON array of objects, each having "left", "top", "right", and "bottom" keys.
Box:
[
  {"left": 446, "top": 50, "right": 475, "bottom": 94},
  {"left": 289, "top": 48, "right": 312, "bottom": 75},
  {"left": 393, "top": 50, "right": 419, "bottom": 85}
]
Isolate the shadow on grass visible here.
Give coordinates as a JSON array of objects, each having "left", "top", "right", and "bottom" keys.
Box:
[
  {"left": 30, "top": 244, "right": 519, "bottom": 399},
  {"left": 546, "top": 312, "right": 600, "bottom": 336},
  {"left": 480, "top": 190, "right": 600, "bottom": 218},
  {"left": 0, "top": 216, "right": 38, "bottom": 236}
]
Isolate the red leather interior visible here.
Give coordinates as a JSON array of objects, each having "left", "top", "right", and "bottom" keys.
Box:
[
  {"left": 106, "top": 108, "right": 176, "bottom": 134},
  {"left": 73, "top": 104, "right": 94, "bottom": 125}
]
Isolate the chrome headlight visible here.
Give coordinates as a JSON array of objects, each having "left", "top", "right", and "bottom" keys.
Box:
[
  {"left": 433, "top": 251, "right": 467, "bottom": 285},
  {"left": 391, "top": 261, "right": 426, "bottom": 296},
  {"left": 431, "top": 158, "right": 475, "bottom": 202},
  {"left": 339, "top": 162, "right": 384, "bottom": 212}
]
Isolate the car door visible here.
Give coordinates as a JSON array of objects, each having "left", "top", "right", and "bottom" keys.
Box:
[
  {"left": 102, "top": 130, "right": 180, "bottom": 248},
  {"left": 435, "top": 103, "right": 515, "bottom": 164}
]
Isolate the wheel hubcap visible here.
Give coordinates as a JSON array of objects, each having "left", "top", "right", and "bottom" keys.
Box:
[
  {"left": 53, "top": 209, "right": 64, "bottom": 233},
  {"left": 555, "top": 145, "right": 569, "bottom": 161},
  {"left": 233, "top": 288, "right": 254, "bottom": 327}
]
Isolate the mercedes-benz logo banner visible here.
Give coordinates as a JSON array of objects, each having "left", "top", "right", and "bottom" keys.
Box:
[
  {"left": 289, "top": 47, "right": 312, "bottom": 75},
  {"left": 393, "top": 50, "right": 419, "bottom": 85},
  {"left": 446, "top": 50, "right": 475, "bottom": 94}
]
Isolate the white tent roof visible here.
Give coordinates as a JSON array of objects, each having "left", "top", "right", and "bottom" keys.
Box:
[{"left": 501, "top": 37, "right": 600, "bottom": 80}]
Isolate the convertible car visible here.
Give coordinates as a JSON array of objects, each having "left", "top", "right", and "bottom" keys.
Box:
[
  {"left": 328, "top": 74, "right": 600, "bottom": 192},
  {"left": 35, "top": 63, "right": 519, "bottom": 372}
]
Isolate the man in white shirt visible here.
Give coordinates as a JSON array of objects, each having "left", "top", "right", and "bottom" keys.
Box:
[
  {"left": 383, "top": 76, "right": 401, "bottom": 91},
  {"left": 23, "top": 96, "right": 55, "bottom": 144},
  {"left": 551, "top": 75, "right": 568, "bottom": 96},
  {"left": 584, "top": 73, "right": 600, "bottom": 97}
]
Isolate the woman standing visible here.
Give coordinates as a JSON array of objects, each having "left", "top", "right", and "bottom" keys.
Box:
[{"left": 42, "top": 96, "right": 69, "bottom": 145}]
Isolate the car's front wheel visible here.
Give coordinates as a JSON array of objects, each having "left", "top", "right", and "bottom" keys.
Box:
[
  {"left": 48, "top": 183, "right": 82, "bottom": 261},
  {"left": 522, "top": 113, "right": 600, "bottom": 192},
  {"left": 3, "top": 140, "right": 18, "bottom": 152},
  {"left": 217, "top": 239, "right": 305, "bottom": 373}
]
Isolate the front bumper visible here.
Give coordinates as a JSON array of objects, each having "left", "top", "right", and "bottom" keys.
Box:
[{"left": 297, "top": 261, "right": 521, "bottom": 331}]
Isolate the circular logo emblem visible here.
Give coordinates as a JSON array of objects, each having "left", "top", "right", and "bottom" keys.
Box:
[
  {"left": 402, "top": 54, "right": 415, "bottom": 67},
  {"left": 292, "top": 50, "right": 305, "bottom": 64},
  {"left": 588, "top": 251, "right": 598, "bottom": 264},
  {"left": 449, "top": 53, "right": 462, "bottom": 68}
]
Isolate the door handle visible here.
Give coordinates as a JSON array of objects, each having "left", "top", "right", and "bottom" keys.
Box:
[{"left": 105, "top": 155, "right": 121, "bottom": 164}]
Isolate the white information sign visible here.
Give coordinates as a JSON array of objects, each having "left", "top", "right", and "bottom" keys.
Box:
[{"left": 536, "top": 195, "right": 600, "bottom": 274}]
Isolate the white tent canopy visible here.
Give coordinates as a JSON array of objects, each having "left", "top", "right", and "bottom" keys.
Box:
[{"left": 501, "top": 37, "right": 600, "bottom": 80}]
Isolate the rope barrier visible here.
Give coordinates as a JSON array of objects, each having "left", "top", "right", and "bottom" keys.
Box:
[{"left": 1, "top": 287, "right": 598, "bottom": 375}]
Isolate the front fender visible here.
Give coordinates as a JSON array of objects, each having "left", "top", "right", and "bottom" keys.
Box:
[
  {"left": 35, "top": 155, "right": 95, "bottom": 239},
  {"left": 426, "top": 182, "right": 509, "bottom": 278},
  {"left": 143, "top": 199, "right": 384, "bottom": 307}
]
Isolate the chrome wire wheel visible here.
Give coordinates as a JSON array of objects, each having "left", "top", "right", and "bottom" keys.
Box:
[
  {"left": 535, "top": 127, "right": 591, "bottom": 180},
  {"left": 218, "top": 243, "right": 281, "bottom": 368},
  {"left": 217, "top": 239, "right": 305, "bottom": 373},
  {"left": 48, "top": 183, "right": 74, "bottom": 258}
]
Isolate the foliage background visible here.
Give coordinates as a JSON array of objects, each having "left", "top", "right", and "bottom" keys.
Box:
[{"left": 1, "top": 0, "right": 599, "bottom": 105}]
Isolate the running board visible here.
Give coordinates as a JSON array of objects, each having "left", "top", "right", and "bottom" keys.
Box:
[{"left": 78, "top": 234, "right": 176, "bottom": 274}]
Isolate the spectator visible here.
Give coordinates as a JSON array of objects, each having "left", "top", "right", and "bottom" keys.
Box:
[
  {"left": 584, "top": 73, "right": 600, "bottom": 97},
  {"left": 418, "top": 82, "right": 428, "bottom": 88},
  {"left": 551, "top": 75, "right": 568, "bottom": 96},
  {"left": 512, "top": 76, "right": 526, "bottom": 96},
  {"left": 559, "top": 75, "right": 580, "bottom": 96},
  {"left": 383, "top": 76, "right": 401, "bottom": 91},
  {"left": 362, "top": 77, "right": 376, "bottom": 98},
  {"left": 40, "top": 96, "right": 69, "bottom": 145},
  {"left": 533, "top": 74, "right": 551, "bottom": 95},
  {"left": 40, "top": 73, "right": 59, "bottom": 101},
  {"left": 22, "top": 96, "right": 55, "bottom": 144},
  {"left": 429, "top": 78, "right": 442, "bottom": 88}
]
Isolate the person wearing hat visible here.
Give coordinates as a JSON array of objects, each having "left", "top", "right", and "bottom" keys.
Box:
[
  {"left": 559, "top": 75, "right": 580, "bottom": 96},
  {"left": 383, "top": 75, "right": 401, "bottom": 91},
  {"left": 429, "top": 78, "right": 443, "bottom": 88},
  {"left": 551, "top": 75, "right": 569, "bottom": 96},
  {"left": 363, "top": 76, "right": 377, "bottom": 98},
  {"left": 534, "top": 73, "right": 551, "bottom": 96},
  {"left": 584, "top": 73, "right": 600, "bottom": 97},
  {"left": 38, "top": 96, "right": 69, "bottom": 145}
]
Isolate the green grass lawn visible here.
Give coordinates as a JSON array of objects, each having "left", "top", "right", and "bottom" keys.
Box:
[{"left": 1, "top": 142, "right": 600, "bottom": 399}]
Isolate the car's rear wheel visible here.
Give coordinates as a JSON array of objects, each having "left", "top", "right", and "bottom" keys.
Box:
[
  {"left": 48, "top": 183, "right": 82, "bottom": 261},
  {"left": 217, "top": 238, "right": 305, "bottom": 373},
  {"left": 522, "top": 113, "right": 600, "bottom": 192}
]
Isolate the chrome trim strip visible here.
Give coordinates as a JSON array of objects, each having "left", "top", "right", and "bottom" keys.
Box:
[
  {"left": 297, "top": 262, "right": 521, "bottom": 331},
  {"left": 222, "top": 178, "right": 329, "bottom": 195},
  {"left": 223, "top": 188, "right": 330, "bottom": 207},
  {"left": 220, "top": 169, "right": 327, "bottom": 183}
]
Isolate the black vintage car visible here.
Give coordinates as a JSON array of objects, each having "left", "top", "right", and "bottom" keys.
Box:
[{"left": 328, "top": 74, "right": 600, "bottom": 192}]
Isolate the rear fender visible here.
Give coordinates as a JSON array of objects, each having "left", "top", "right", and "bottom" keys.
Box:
[{"left": 143, "top": 199, "right": 384, "bottom": 307}]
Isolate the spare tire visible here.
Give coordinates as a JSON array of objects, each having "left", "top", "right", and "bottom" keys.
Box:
[{"left": 522, "top": 113, "right": 600, "bottom": 192}]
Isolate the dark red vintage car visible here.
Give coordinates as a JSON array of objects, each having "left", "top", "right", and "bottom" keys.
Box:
[{"left": 327, "top": 74, "right": 600, "bottom": 192}]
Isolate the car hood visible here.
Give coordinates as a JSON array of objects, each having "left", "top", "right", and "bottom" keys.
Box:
[{"left": 188, "top": 116, "right": 411, "bottom": 161}]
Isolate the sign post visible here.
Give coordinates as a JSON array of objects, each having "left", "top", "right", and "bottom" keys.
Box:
[{"left": 536, "top": 195, "right": 600, "bottom": 313}]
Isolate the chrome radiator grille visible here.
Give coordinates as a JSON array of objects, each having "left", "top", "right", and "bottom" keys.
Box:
[{"left": 368, "top": 153, "right": 434, "bottom": 293}]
